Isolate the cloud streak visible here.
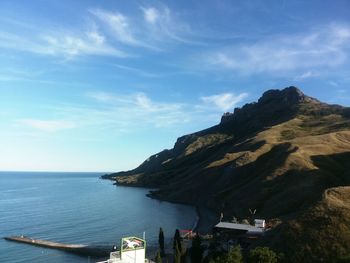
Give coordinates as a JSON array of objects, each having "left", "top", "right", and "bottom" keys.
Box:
[
  {"left": 0, "top": 4, "right": 199, "bottom": 60},
  {"left": 200, "top": 92, "right": 248, "bottom": 111},
  {"left": 90, "top": 9, "right": 141, "bottom": 47},
  {"left": 201, "top": 24, "right": 350, "bottom": 75},
  {"left": 20, "top": 91, "right": 248, "bottom": 134},
  {"left": 0, "top": 28, "right": 127, "bottom": 59},
  {"left": 19, "top": 119, "right": 76, "bottom": 132}
]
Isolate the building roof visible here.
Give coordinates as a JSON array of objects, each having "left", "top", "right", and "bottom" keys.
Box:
[{"left": 215, "top": 222, "right": 264, "bottom": 233}]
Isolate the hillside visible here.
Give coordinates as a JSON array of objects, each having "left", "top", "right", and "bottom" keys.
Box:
[{"left": 103, "top": 86, "right": 350, "bottom": 261}]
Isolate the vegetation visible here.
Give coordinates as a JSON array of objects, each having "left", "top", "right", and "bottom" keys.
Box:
[
  {"left": 247, "top": 247, "right": 280, "bottom": 263},
  {"left": 209, "top": 246, "right": 243, "bottom": 263},
  {"left": 190, "top": 233, "right": 203, "bottom": 263},
  {"left": 155, "top": 250, "right": 162, "bottom": 263},
  {"left": 174, "top": 242, "right": 181, "bottom": 263},
  {"left": 280, "top": 129, "right": 296, "bottom": 140},
  {"left": 158, "top": 227, "right": 165, "bottom": 257},
  {"left": 264, "top": 186, "right": 350, "bottom": 262}
]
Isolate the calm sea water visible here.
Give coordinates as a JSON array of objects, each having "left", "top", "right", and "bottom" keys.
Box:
[{"left": 0, "top": 172, "right": 197, "bottom": 262}]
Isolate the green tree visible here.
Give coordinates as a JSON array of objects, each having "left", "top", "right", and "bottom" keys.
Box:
[
  {"left": 190, "top": 233, "right": 203, "bottom": 263},
  {"left": 159, "top": 227, "right": 165, "bottom": 257},
  {"left": 209, "top": 246, "right": 243, "bottom": 263},
  {"left": 247, "top": 247, "right": 278, "bottom": 263},
  {"left": 155, "top": 250, "right": 162, "bottom": 263},
  {"left": 226, "top": 246, "right": 243, "bottom": 263}
]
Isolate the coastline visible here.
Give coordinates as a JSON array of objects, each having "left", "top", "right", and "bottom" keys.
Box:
[{"left": 101, "top": 177, "right": 218, "bottom": 234}]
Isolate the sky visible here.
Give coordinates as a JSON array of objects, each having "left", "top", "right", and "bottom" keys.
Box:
[{"left": 0, "top": 0, "right": 350, "bottom": 172}]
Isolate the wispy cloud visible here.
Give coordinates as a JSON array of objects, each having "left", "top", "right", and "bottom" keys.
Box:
[
  {"left": 88, "top": 91, "right": 183, "bottom": 113},
  {"left": 40, "top": 29, "right": 127, "bottom": 58},
  {"left": 0, "top": 28, "right": 127, "bottom": 59},
  {"left": 199, "top": 92, "right": 248, "bottom": 111},
  {"left": 293, "top": 71, "right": 319, "bottom": 81},
  {"left": 90, "top": 9, "right": 141, "bottom": 47},
  {"left": 140, "top": 6, "right": 198, "bottom": 45},
  {"left": 19, "top": 119, "right": 76, "bottom": 132},
  {"left": 201, "top": 24, "right": 350, "bottom": 75},
  {"left": 78, "top": 91, "right": 248, "bottom": 131},
  {"left": 0, "top": 5, "right": 199, "bottom": 60},
  {"left": 15, "top": 90, "right": 249, "bottom": 136},
  {"left": 143, "top": 7, "right": 159, "bottom": 24},
  {"left": 112, "top": 64, "right": 160, "bottom": 78},
  {"left": 85, "top": 91, "right": 188, "bottom": 128}
]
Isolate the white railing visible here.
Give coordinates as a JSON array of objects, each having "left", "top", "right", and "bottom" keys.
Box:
[{"left": 95, "top": 251, "right": 121, "bottom": 263}]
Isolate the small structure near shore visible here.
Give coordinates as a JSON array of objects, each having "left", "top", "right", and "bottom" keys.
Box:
[
  {"left": 96, "top": 236, "right": 154, "bottom": 263},
  {"left": 214, "top": 219, "right": 266, "bottom": 248},
  {"left": 214, "top": 219, "right": 266, "bottom": 236}
]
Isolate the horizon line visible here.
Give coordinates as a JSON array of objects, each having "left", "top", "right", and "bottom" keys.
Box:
[{"left": 0, "top": 170, "right": 112, "bottom": 174}]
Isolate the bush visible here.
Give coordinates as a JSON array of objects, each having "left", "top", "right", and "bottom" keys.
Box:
[{"left": 247, "top": 247, "right": 279, "bottom": 263}]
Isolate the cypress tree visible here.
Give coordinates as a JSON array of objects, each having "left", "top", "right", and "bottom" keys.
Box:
[
  {"left": 159, "top": 227, "right": 165, "bottom": 257},
  {"left": 173, "top": 229, "right": 182, "bottom": 251}
]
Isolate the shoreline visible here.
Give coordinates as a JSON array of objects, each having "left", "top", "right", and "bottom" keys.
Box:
[{"left": 102, "top": 177, "right": 218, "bottom": 234}]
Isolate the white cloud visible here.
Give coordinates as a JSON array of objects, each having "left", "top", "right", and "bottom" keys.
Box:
[
  {"left": 293, "top": 71, "right": 319, "bottom": 81},
  {"left": 15, "top": 90, "right": 249, "bottom": 137},
  {"left": 90, "top": 9, "right": 140, "bottom": 46},
  {"left": 0, "top": 29, "right": 127, "bottom": 59},
  {"left": 112, "top": 64, "right": 160, "bottom": 78},
  {"left": 84, "top": 90, "right": 248, "bottom": 130},
  {"left": 41, "top": 30, "right": 126, "bottom": 58},
  {"left": 202, "top": 24, "right": 350, "bottom": 75},
  {"left": 86, "top": 30, "right": 105, "bottom": 44},
  {"left": 200, "top": 92, "right": 248, "bottom": 111},
  {"left": 142, "top": 7, "right": 159, "bottom": 24},
  {"left": 0, "top": 5, "right": 199, "bottom": 60},
  {"left": 19, "top": 119, "right": 76, "bottom": 132},
  {"left": 86, "top": 91, "right": 116, "bottom": 102},
  {"left": 140, "top": 6, "right": 197, "bottom": 45}
]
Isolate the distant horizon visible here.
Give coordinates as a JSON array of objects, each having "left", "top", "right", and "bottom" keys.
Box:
[
  {"left": 1, "top": 0, "right": 349, "bottom": 171},
  {"left": 0, "top": 170, "right": 110, "bottom": 173}
]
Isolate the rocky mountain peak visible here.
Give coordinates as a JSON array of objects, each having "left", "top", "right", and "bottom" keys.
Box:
[
  {"left": 220, "top": 86, "right": 320, "bottom": 125},
  {"left": 258, "top": 86, "right": 317, "bottom": 105}
]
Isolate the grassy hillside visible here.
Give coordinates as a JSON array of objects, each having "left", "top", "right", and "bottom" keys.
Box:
[
  {"left": 262, "top": 186, "right": 350, "bottom": 261},
  {"left": 103, "top": 86, "right": 350, "bottom": 261}
]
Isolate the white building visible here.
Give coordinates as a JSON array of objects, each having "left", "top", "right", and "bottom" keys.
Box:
[
  {"left": 214, "top": 221, "right": 265, "bottom": 235},
  {"left": 254, "top": 219, "right": 265, "bottom": 229},
  {"left": 96, "top": 236, "right": 152, "bottom": 263}
]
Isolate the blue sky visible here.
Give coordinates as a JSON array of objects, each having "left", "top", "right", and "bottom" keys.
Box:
[{"left": 1, "top": 0, "right": 350, "bottom": 172}]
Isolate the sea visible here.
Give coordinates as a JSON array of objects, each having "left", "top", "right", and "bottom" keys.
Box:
[{"left": 0, "top": 172, "right": 197, "bottom": 262}]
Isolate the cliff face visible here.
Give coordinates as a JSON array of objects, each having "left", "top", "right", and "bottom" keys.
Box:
[{"left": 103, "top": 86, "right": 350, "bottom": 260}]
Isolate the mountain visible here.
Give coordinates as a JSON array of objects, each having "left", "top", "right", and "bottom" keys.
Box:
[{"left": 103, "top": 86, "right": 350, "bottom": 261}]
